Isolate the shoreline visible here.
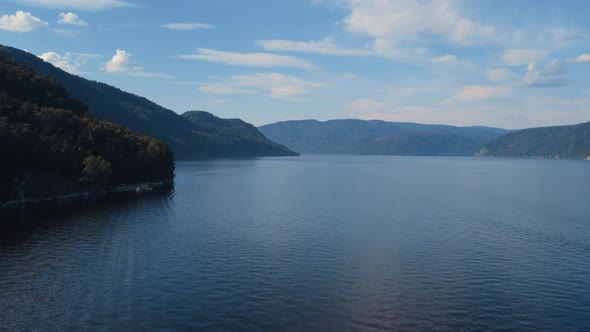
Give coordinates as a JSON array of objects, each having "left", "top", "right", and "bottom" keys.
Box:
[{"left": 0, "top": 180, "right": 173, "bottom": 208}]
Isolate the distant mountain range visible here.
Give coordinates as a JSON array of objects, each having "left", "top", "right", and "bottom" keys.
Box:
[
  {"left": 259, "top": 119, "right": 509, "bottom": 156},
  {"left": 478, "top": 121, "right": 590, "bottom": 160},
  {"left": 3, "top": 45, "right": 588, "bottom": 161},
  {"left": 0, "top": 45, "right": 297, "bottom": 158}
]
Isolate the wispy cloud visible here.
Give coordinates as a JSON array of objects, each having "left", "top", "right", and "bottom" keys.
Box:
[
  {"left": 458, "top": 86, "right": 512, "bottom": 100},
  {"left": 256, "top": 37, "right": 371, "bottom": 56},
  {"left": 486, "top": 68, "right": 519, "bottom": 82},
  {"left": 0, "top": 10, "right": 48, "bottom": 32},
  {"left": 15, "top": 0, "right": 134, "bottom": 11},
  {"left": 176, "top": 48, "right": 318, "bottom": 70},
  {"left": 336, "top": 0, "right": 496, "bottom": 60},
  {"left": 345, "top": 99, "right": 391, "bottom": 112},
  {"left": 502, "top": 48, "right": 546, "bottom": 66},
  {"left": 572, "top": 54, "right": 590, "bottom": 63},
  {"left": 430, "top": 54, "right": 457, "bottom": 63},
  {"left": 161, "top": 22, "right": 213, "bottom": 30},
  {"left": 122, "top": 71, "right": 173, "bottom": 79},
  {"left": 199, "top": 73, "right": 324, "bottom": 100},
  {"left": 523, "top": 60, "right": 567, "bottom": 88},
  {"left": 561, "top": 33, "right": 587, "bottom": 42}
]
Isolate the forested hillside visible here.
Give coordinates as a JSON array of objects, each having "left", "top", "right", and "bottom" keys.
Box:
[
  {"left": 0, "top": 53, "right": 174, "bottom": 202},
  {"left": 478, "top": 122, "right": 590, "bottom": 160},
  {"left": 259, "top": 119, "right": 508, "bottom": 156},
  {"left": 0, "top": 45, "right": 297, "bottom": 158},
  {"left": 182, "top": 111, "right": 296, "bottom": 156}
]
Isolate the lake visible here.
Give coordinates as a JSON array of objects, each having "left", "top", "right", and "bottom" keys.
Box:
[{"left": 1, "top": 156, "right": 590, "bottom": 331}]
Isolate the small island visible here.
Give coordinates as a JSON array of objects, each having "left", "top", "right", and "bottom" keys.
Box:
[{"left": 0, "top": 54, "right": 175, "bottom": 206}]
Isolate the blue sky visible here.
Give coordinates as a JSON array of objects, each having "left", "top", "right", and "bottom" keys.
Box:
[{"left": 1, "top": 0, "right": 589, "bottom": 128}]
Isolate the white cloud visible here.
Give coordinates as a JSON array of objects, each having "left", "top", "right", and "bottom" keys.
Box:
[
  {"left": 39, "top": 51, "right": 86, "bottom": 73},
  {"left": 0, "top": 11, "right": 48, "bottom": 32},
  {"left": 431, "top": 54, "right": 456, "bottom": 63},
  {"left": 176, "top": 48, "right": 317, "bottom": 70},
  {"left": 458, "top": 85, "right": 511, "bottom": 100},
  {"left": 105, "top": 49, "right": 142, "bottom": 72},
  {"left": 337, "top": 0, "right": 496, "bottom": 59},
  {"left": 15, "top": 0, "right": 134, "bottom": 11},
  {"left": 104, "top": 49, "right": 171, "bottom": 78},
  {"left": 199, "top": 73, "right": 324, "bottom": 100},
  {"left": 502, "top": 48, "right": 546, "bottom": 66},
  {"left": 573, "top": 54, "right": 590, "bottom": 63},
  {"left": 523, "top": 60, "right": 567, "bottom": 87},
  {"left": 256, "top": 37, "right": 371, "bottom": 56},
  {"left": 487, "top": 68, "right": 519, "bottom": 82},
  {"left": 58, "top": 12, "right": 87, "bottom": 26},
  {"left": 585, "top": 89, "right": 590, "bottom": 95},
  {"left": 161, "top": 23, "right": 213, "bottom": 30}
]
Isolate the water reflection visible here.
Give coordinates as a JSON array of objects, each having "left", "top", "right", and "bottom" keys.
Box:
[
  {"left": 0, "top": 183, "right": 176, "bottom": 243},
  {"left": 1, "top": 157, "right": 589, "bottom": 331}
]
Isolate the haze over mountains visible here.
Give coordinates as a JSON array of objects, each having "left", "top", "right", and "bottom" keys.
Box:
[
  {"left": 260, "top": 119, "right": 509, "bottom": 156},
  {"left": 0, "top": 45, "right": 297, "bottom": 158}
]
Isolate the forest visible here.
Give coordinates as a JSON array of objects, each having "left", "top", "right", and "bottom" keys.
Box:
[
  {"left": 479, "top": 121, "right": 590, "bottom": 159},
  {"left": 0, "top": 53, "right": 174, "bottom": 202}
]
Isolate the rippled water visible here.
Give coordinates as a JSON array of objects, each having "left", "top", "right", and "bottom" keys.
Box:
[{"left": 1, "top": 156, "right": 590, "bottom": 331}]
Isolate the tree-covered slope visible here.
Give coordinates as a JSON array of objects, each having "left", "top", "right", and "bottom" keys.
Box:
[
  {"left": 182, "top": 111, "right": 298, "bottom": 156},
  {"left": 477, "top": 121, "right": 590, "bottom": 160},
  {"left": 0, "top": 45, "right": 296, "bottom": 158},
  {"left": 259, "top": 119, "right": 508, "bottom": 156},
  {"left": 0, "top": 53, "right": 174, "bottom": 202}
]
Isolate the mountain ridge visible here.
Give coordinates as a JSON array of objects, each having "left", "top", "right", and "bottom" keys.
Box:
[
  {"left": 182, "top": 111, "right": 298, "bottom": 156},
  {"left": 478, "top": 121, "right": 590, "bottom": 160},
  {"left": 259, "top": 119, "right": 509, "bottom": 156},
  {"left": 0, "top": 45, "right": 297, "bottom": 158}
]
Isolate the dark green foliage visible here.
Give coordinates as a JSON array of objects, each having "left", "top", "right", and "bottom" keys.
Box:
[
  {"left": 259, "top": 119, "right": 508, "bottom": 156},
  {"left": 0, "top": 45, "right": 297, "bottom": 158},
  {"left": 182, "top": 111, "right": 298, "bottom": 156},
  {"left": 0, "top": 54, "right": 174, "bottom": 201},
  {"left": 81, "top": 155, "right": 112, "bottom": 184},
  {"left": 478, "top": 122, "right": 590, "bottom": 159}
]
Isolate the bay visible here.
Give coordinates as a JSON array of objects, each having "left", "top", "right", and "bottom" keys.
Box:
[{"left": 1, "top": 156, "right": 589, "bottom": 331}]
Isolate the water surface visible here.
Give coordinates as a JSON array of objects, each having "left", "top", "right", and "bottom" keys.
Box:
[{"left": 1, "top": 156, "right": 590, "bottom": 331}]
